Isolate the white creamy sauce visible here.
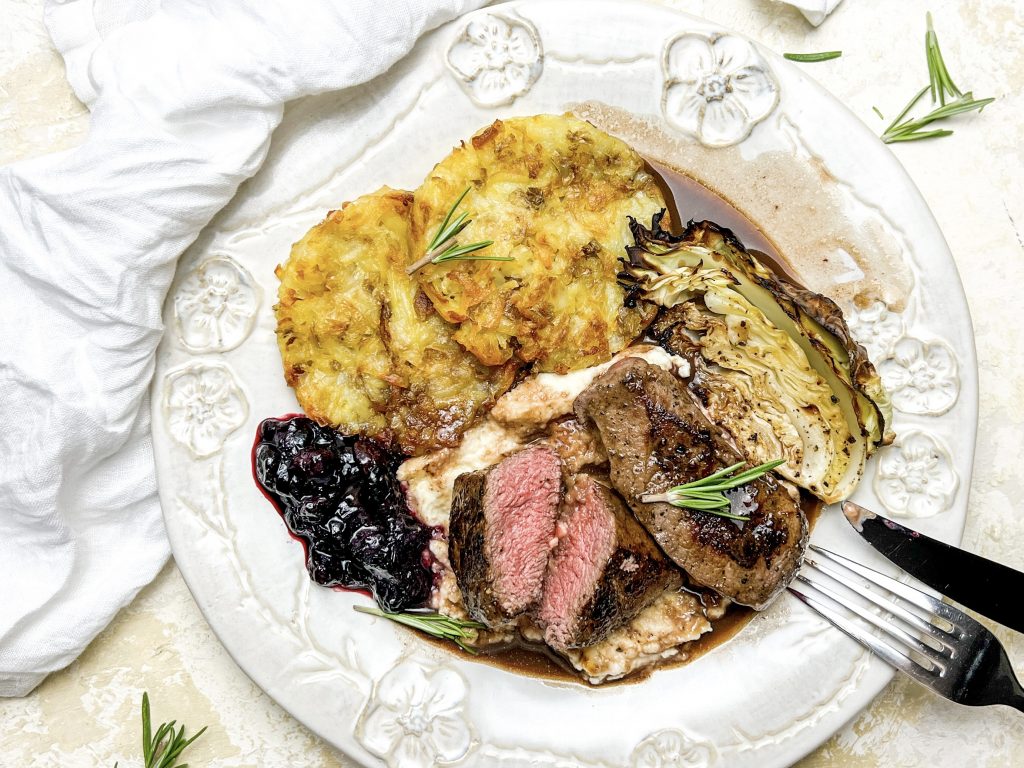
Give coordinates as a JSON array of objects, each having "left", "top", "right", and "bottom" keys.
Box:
[
  {"left": 398, "top": 419, "right": 523, "bottom": 528},
  {"left": 490, "top": 345, "right": 691, "bottom": 428},
  {"left": 563, "top": 591, "right": 711, "bottom": 684}
]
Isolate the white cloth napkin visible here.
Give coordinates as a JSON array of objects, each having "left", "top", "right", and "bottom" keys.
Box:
[
  {"left": 0, "top": 0, "right": 486, "bottom": 698},
  {"left": 0, "top": 0, "right": 841, "bottom": 698},
  {"left": 780, "top": 0, "right": 844, "bottom": 26}
]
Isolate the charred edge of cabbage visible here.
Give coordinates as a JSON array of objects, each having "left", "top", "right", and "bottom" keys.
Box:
[
  {"left": 769, "top": 278, "right": 893, "bottom": 445},
  {"left": 621, "top": 211, "right": 893, "bottom": 448}
]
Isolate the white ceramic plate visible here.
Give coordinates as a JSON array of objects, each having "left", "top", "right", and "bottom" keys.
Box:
[{"left": 152, "top": 3, "right": 978, "bottom": 766}]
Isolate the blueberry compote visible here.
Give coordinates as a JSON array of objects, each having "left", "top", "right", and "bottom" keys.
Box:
[{"left": 253, "top": 416, "right": 433, "bottom": 612}]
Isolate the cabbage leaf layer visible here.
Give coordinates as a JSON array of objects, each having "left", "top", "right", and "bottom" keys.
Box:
[{"left": 623, "top": 213, "right": 893, "bottom": 503}]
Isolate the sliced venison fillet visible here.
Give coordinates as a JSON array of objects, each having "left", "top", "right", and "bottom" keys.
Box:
[
  {"left": 448, "top": 445, "right": 563, "bottom": 626},
  {"left": 539, "top": 474, "right": 680, "bottom": 650},
  {"left": 574, "top": 358, "right": 806, "bottom": 609}
]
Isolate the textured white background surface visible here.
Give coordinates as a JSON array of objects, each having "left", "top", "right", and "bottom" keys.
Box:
[{"left": 1, "top": 0, "right": 1023, "bottom": 765}]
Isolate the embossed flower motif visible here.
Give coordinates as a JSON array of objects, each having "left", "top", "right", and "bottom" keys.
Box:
[
  {"left": 174, "top": 255, "right": 260, "bottom": 353},
  {"left": 164, "top": 364, "right": 248, "bottom": 458},
  {"left": 877, "top": 337, "right": 959, "bottom": 415},
  {"left": 847, "top": 300, "right": 904, "bottom": 362},
  {"left": 631, "top": 728, "right": 717, "bottom": 768},
  {"left": 662, "top": 33, "right": 778, "bottom": 148},
  {"left": 874, "top": 431, "right": 958, "bottom": 518},
  {"left": 447, "top": 14, "right": 542, "bottom": 107},
  {"left": 359, "top": 660, "right": 472, "bottom": 768}
]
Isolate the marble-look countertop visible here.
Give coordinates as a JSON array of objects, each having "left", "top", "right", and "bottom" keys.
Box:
[{"left": 2, "top": 0, "right": 1022, "bottom": 765}]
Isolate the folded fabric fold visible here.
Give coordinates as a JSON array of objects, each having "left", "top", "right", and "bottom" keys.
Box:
[
  {"left": 0, "top": 0, "right": 485, "bottom": 698},
  {"left": 776, "top": 0, "right": 845, "bottom": 26}
]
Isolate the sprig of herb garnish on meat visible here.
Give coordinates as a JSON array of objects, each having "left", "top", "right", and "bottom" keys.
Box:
[
  {"left": 406, "top": 187, "right": 509, "bottom": 274},
  {"left": 881, "top": 13, "right": 994, "bottom": 144},
  {"left": 354, "top": 606, "right": 486, "bottom": 653},
  {"left": 640, "top": 459, "right": 786, "bottom": 521},
  {"left": 783, "top": 51, "right": 841, "bottom": 62}
]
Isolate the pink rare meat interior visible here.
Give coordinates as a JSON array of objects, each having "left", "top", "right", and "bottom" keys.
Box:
[
  {"left": 540, "top": 475, "right": 617, "bottom": 649},
  {"left": 482, "top": 446, "right": 562, "bottom": 615}
]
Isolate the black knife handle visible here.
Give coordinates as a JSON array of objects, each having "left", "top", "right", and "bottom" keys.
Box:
[{"left": 846, "top": 503, "right": 1024, "bottom": 635}]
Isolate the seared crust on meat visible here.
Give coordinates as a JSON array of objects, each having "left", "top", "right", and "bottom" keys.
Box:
[
  {"left": 575, "top": 358, "right": 807, "bottom": 608},
  {"left": 448, "top": 471, "right": 505, "bottom": 623},
  {"left": 560, "top": 478, "right": 681, "bottom": 647},
  {"left": 448, "top": 446, "right": 563, "bottom": 627}
]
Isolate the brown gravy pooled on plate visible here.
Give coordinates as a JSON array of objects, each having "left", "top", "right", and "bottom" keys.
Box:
[
  {"left": 647, "top": 160, "right": 804, "bottom": 286},
  {"left": 419, "top": 169, "right": 822, "bottom": 686}
]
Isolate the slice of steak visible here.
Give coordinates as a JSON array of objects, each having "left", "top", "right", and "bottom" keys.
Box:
[
  {"left": 539, "top": 473, "right": 680, "bottom": 650},
  {"left": 574, "top": 357, "right": 806, "bottom": 609},
  {"left": 448, "top": 445, "right": 563, "bottom": 626}
]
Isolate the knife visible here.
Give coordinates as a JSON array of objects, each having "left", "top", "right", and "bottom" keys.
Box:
[{"left": 842, "top": 501, "right": 1024, "bottom": 634}]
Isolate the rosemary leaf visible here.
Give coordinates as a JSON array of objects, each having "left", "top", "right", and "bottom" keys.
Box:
[
  {"left": 355, "top": 606, "right": 485, "bottom": 654},
  {"left": 884, "top": 85, "right": 929, "bottom": 136},
  {"left": 432, "top": 240, "right": 503, "bottom": 263},
  {"left": 925, "top": 11, "right": 961, "bottom": 105},
  {"left": 675, "top": 461, "right": 745, "bottom": 489},
  {"left": 142, "top": 693, "right": 153, "bottom": 765},
  {"left": 678, "top": 498, "right": 733, "bottom": 510},
  {"left": 883, "top": 96, "right": 994, "bottom": 143},
  {"left": 880, "top": 14, "right": 993, "bottom": 144},
  {"left": 675, "top": 489, "right": 733, "bottom": 501},
  {"left": 408, "top": 187, "right": 504, "bottom": 274},
  {"left": 641, "top": 459, "right": 784, "bottom": 521},
  {"left": 783, "top": 51, "right": 842, "bottom": 62},
  {"left": 884, "top": 128, "right": 955, "bottom": 143},
  {"left": 427, "top": 187, "right": 472, "bottom": 251},
  {"left": 131, "top": 692, "right": 206, "bottom": 768},
  {"left": 432, "top": 211, "right": 471, "bottom": 251}
]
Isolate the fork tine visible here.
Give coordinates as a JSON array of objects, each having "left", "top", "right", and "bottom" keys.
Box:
[
  {"left": 794, "top": 572, "right": 948, "bottom": 667},
  {"left": 789, "top": 583, "right": 939, "bottom": 684},
  {"left": 794, "top": 547, "right": 1024, "bottom": 711},
  {"left": 811, "top": 545, "right": 944, "bottom": 616},
  {"left": 809, "top": 545, "right": 965, "bottom": 637},
  {"left": 803, "top": 557, "right": 958, "bottom": 651}
]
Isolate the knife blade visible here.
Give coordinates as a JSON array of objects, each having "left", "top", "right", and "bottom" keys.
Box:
[{"left": 842, "top": 501, "right": 1024, "bottom": 634}]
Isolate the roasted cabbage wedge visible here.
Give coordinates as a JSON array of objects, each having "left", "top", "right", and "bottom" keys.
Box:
[
  {"left": 411, "top": 115, "right": 664, "bottom": 373},
  {"left": 624, "top": 213, "right": 893, "bottom": 503},
  {"left": 275, "top": 188, "right": 517, "bottom": 454}
]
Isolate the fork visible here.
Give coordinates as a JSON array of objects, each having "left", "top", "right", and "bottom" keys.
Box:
[{"left": 789, "top": 544, "right": 1024, "bottom": 713}]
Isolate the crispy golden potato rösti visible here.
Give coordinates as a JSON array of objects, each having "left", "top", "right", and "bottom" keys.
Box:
[
  {"left": 275, "top": 188, "right": 517, "bottom": 454},
  {"left": 411, "top": 115, "right": 665, "bottom": 373}
]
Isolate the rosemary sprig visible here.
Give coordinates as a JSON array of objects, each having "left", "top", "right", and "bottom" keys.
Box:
[
  {"left": 405, "top": 187, "right": 510, "bottom": 274},
  {"left": 355, "top": 606, "right": 485, "bottom": 654},
  {"left": 925, "top": 11, "right": 960, "bottom": 106},
  {"left": 640, "top": 459, "right": 786, "bottom": 521},
  {"left": 881, "top": 14, "right": 994, "bottom": 143},
  {"left": 783, "top": 51, "right": 842, "bottom": 62},
  {"left": 114, "top": 692, "right": 207, "bottom": 768}
]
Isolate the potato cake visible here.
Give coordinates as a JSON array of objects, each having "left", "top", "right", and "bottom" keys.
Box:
[
  {"left": 411, "top": 115, "right": 665, "bottom": 373},
  {"left": 275, "top": 188, "right": 518, "bottom": 454}
]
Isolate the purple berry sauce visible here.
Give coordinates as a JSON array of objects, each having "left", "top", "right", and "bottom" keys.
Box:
[{"left": 252, "top": 416, "right": 433, "bottom": 612}]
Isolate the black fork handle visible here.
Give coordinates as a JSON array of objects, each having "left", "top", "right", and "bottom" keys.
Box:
[{"left": 958, "top": 633, "right": 1024, "bottom": 714}]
